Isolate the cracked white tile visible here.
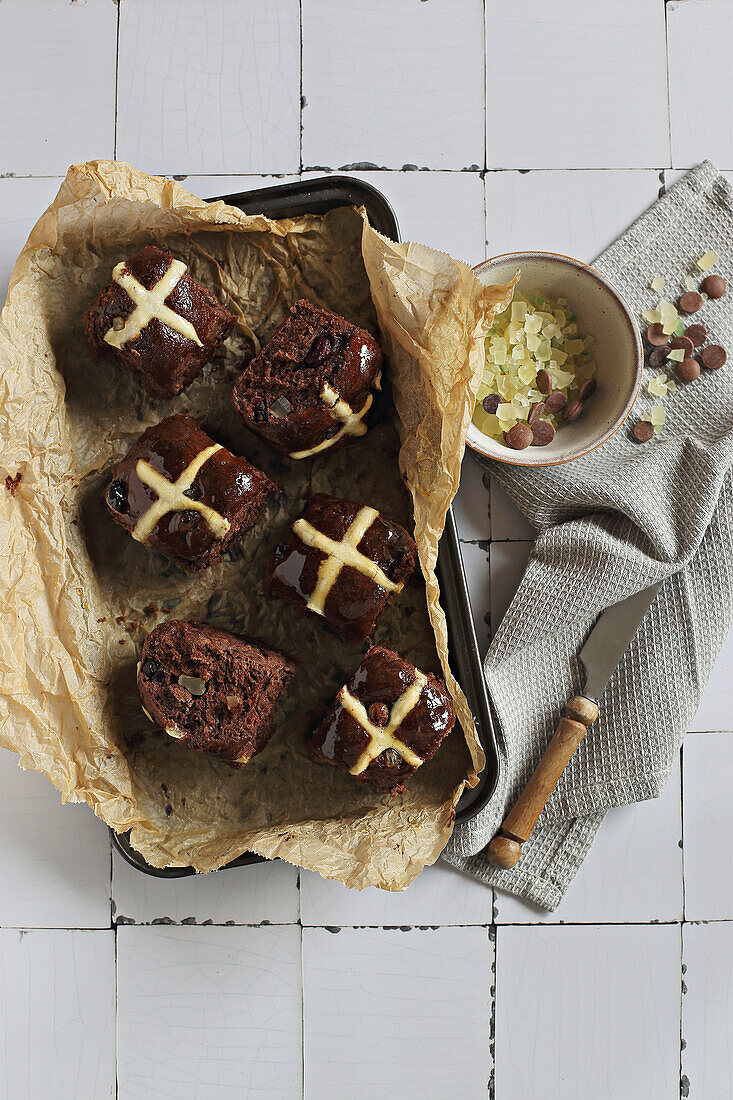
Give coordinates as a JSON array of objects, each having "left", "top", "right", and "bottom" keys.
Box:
[
  {"left": 117, "top": 0, "right": 301, "bottom": 175},
  {"left": 117, "top": 925, "right": 302, "bottom": 1099},
  {"left": 0, "top": 748, "right": 111, "bottom": 929},
  {"left": 0, "top": 0, "right": 116, "bottom": 174},
  {"left": 0, "top": 929, "right": 115, "bottom": 1098},
  {"left": 302, "top": 0, "right": 485, "bottom": 170},
  {"left": 485, "top": 0, "right": 669, "bottom": 169},
  {"left": 683, "top": 733, "right": 733, "bottom": 920},
  {"left": 682, "top": 921, "right": 733, "bottom": 1100},
  {"left": 112, "top": 849, "right": 299, "bottom": 926},
  {"left": 303, "top": 927, "right": 492, "bottom": 1098},
  {"left": 300, "top": 861, "right": 493, "bottom": 927},
  {"left": 669, "top": 0, "right": 733, "bottom": 170},
  {"left": 495, "top": 924, "right": 681, "bottom": 1098}
]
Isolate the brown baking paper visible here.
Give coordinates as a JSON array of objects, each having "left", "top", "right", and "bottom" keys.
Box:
[{"left": 0, "top": 161, "right": 513, "bottom": 889}]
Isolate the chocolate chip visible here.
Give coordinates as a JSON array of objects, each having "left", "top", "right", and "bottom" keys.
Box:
[
  {"left": 701, "top": 344, "right": 727, "bottom": 370},
  {"left": 368, "top": 702, "right": 390, "bottom": 726},
  {"left": 679, "top": 291, "right": 703, "bottom": 314},
  {"left": 273, "top": 540, "right": 289, "bottom": 560},
  {"left": 530, "top": 420, "right": 555, "bottom": 446},
  {"left": 141, "top": 658, "right": 164, "bottom": 682},
  {"left": 701, "top": 274, "right": 726, "bottom": 299},
  {"left": 536, "top": 368, "right": 552, "bottom": 394},
  {"left": 669, "top": 335, "right": 694, "bottom": 358},
  {"left": 505, "top": 423, "right": 533, "bottom": 450},
  {"left": 578, "top": 379, "right": 597, "bottom": 400},
  {"left": 675, "top": 357, "right": 700, "bottom": 383},
  {"left": 107, "top": 479, "right": 128, "bottom": 513},
  {"left": 564, "top": 400, "right": 583, "bottom": 422},
  {"left": 633, "top": 421, "right": 654, "bottom": 443},
  {"left": 647, "top": 346, "right": 669, "bottom": 369},
  {"left": 528, "top": 401, "right": 546, "bottom": 425},
  {"left": 112, "top": 316, "right": 125, "bottom": 331},
  {"left": 305, "top": 334, "right": 333, "bottom": 367},
  {"left": 482, "top": 393, "right": 501, "bottom": 414},
  {"left": 646, "top": 323, "right": 669, "bottom": 346},
  {"left": 179, "top": 509, "right": 198, "bottom": 525},
  {"left": 182, "top": 481, "right": 201, "bottom": 501},
  {"left": 544, "top": 391, "right": 567, "bottom": 414},
  {"left": 685, "top": 323, "right": 707, "bottom": 347},
  {"left": 252, "top": 398, "right": 269, "bottom": 423}
]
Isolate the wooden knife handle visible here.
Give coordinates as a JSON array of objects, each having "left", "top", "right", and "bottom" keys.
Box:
[{"left": 487, "top": 694, "right": 599, "bottom": 870}]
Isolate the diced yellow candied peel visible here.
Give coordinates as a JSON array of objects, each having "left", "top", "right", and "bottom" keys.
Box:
[
  {"left": 641, "top": 405, "right": 666, "bottom": 427},
  {"left": 647, "top": 375, "right": 671, "bottom": 397},
  {"left": 658, "top": 299, "right": 679, "bottom": 335},
  {"left": 642, "top": 308, "right": 661, "bottom": 325},
  {"left": 696, "top": 250, "right": 718, "bottom": 271},
  {"left": 473, "top": 290, "right": 597, "bottom": 444},
  {"left": 668, "top": 348, "right": 685, "bottom": 362},
  {"left": 650, "top": 275, "right": 665, "bottom": 293},
  {"left": 684, "top": 275, "right": 697, "bottom": 292}
]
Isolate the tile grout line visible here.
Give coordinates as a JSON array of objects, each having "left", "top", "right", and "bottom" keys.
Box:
[
  {"left": 680, "top": 742, "right": 687, "bottom": 922},
  {"left": 481, "top": 0, "right": 488, "bottom": 177},
  {"left": 113, "top": 0, "right": 121, "bottom": 160},
  {"left": 488, "top": 917, "right": 497, "bottom": 1100},
  {"left": 114, "top": 922, "right": 120, "bottom": 1100},
  {"left": 299, "top": 919, "right": 306, "bottom": 1100},
  {"left": 298, "top": 0, "right": 304, "bottom": 175},
  {"left": 662, "top": 0, "right": 674, "bottom": 171},
  {"left": 0, "top": 168, "right": 709, "bottom": 182},
  {"left": 679, "top": 920, "right": 686, "bottom": 1100}
]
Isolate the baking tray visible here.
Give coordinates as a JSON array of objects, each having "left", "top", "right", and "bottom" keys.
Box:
[{"left": 112, "top": 175, "right": 499, "bottom": 878}]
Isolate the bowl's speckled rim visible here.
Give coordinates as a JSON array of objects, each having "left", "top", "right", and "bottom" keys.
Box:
[{"left": 469, "top": 251, "right": 645, "bottom": 468}]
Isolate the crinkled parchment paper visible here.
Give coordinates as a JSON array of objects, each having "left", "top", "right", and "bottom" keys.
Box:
[{"left": 0, "top": 161, "right": 512, "bottom": 889}]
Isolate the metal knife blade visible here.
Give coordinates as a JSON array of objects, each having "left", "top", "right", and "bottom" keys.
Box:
[{"left": 580, "top": 581, "right": 663, "bottom": 701}]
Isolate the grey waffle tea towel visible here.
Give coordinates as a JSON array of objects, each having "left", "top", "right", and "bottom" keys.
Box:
[{"left": 443, "top": 162, "right": 733, "bottom": 910}]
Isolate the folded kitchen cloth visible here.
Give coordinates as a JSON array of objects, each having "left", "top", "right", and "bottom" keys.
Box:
[{"left": 443, "top": 161, "right": 733, "bottom": 910}]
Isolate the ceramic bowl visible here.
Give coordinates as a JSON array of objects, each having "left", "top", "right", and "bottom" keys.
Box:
[{"left": 468, "top": 252, "right": 644, "bottom": 467}]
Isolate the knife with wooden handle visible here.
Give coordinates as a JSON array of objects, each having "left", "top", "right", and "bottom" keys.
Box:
[{"left": 487, "top": 580, "right": 663, "bottom": 870}]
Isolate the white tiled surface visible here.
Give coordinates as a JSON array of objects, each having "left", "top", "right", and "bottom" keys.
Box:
[
  {"left": 682, "top": 921, "right": 733, "bottom": 1100},
  {"left": 302, "top": 0, "right": 485, "bottom": 170},
  {"left": 668, "top": 0, "right": 733, "bottom": 171},
  {"left": 682, "top": 733, "right": 733, "bottom": 922},
  {"left": 117, "top": 0, "right": 301, "bottom": 176},
  {"left": 0, "top": 1, "right": 731, "bottom": 1096},
  {"left": 0, "top": 748, "right": 111, "bottom": 929},
  {"left": 0, "top": 929, "right": 116, "bottom": 1100},
  {"left": 303, "top": 927, "right": 492, "bottom": 1099},
  {"left": 112, "top": 849, "right": 299, "bottom": 927},
  {"left": 0, "top": 0, "right": 116, "bottom": 175},
  {"left": 485, "top": 0, "right": 669, "bottom": 169},
  {"left": 117, "top": 926, "right": 303, "bottom": 1099},
  {"left": 300, "top": 862, "right": 493, "bottom": 928},
  {"left": 495, "top": 924, "right": 682, "bottom": 1098}
]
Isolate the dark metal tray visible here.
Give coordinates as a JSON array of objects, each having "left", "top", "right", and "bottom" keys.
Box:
[{"left": 112, "top": 175, "right": 499, "bottom": 878}]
